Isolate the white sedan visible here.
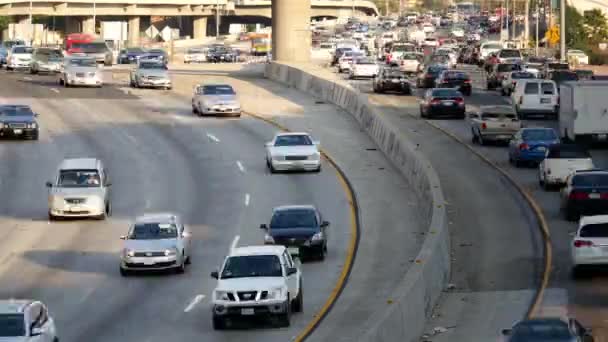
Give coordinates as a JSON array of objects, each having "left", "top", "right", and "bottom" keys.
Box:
[
  {"left": 265, "top": 132, "right": 321, "bottom": 173},
  {"left": 571, "top": 215, "right": 608, "bottom": 276},
  {"left": 349, "top": 58, "right": 379, "bottom": 79}
]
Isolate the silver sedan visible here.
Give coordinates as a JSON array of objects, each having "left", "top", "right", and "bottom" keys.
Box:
[
  {"left": 192, "top": 83, "right": 241, "bottom": 117},
  {"left": 265, "top": 132, "right": 321, "bottom": 173},
  {"left": 120, "top": 213, "right": 192, "bottom": 275},
  {"left": 129, "top": 60, "right": 172, "bottom": 89}
]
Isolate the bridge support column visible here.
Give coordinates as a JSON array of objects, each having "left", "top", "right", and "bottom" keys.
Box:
[
  {"left": 193, "top": 16, "right": 207, "bottom": 39},
  {"left": 271, "top": 0, "right": 311, "bottom": 62},
  {"left": 128, "top": 16, "right": 140, "bottom": 47},
  {"left": 82, "top": 16, "right": 95, "bottom": 34}
]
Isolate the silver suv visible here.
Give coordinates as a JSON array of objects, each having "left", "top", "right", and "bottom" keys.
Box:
[
  {"left": 46, "top": 158, "right": 112, "bottom": 220},
  {"left": 0, "top": 300, "right": 58, "bottom": 342}
]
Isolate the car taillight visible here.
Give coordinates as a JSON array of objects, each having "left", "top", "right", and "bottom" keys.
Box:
[
  {"left": 481, "top": 122, "right": 487, "bottom": 129},
  {"left": 455, "top": 97, "right": 464, "bottom": 105},
  {"left": 601, "top": 193, "right": 608, "bottom": 200},
  {"left": 464, "top": 79, "right": 471, "bottom": 83},
  {"left": 569, "top": 191, "right": 589, "bottom": 200},
  {"left": 519, "top": 143, "right": 529, "bottom": 150},
  {"left": 430, "top": 99, "right": 441, "bottom": 104},
  {"left": 574, "top": 240, "right": 593, "bottom": 248}
]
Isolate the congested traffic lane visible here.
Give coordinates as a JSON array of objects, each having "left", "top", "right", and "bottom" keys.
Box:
[{"left": 0, "top": 69, "right": 353, "bottom": 341}]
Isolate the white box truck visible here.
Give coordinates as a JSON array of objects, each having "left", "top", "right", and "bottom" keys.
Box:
[{"left": 559, "top": 81, "right": 608, "bottom": 143}]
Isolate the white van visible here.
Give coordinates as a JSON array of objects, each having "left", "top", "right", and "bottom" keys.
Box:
[{"left": 512, "top": 79, "right": 559, "bottom": 119}]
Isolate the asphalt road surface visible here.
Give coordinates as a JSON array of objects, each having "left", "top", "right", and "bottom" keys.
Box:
[{"left": 0, "top": 68, "right": 353, "bottom": 342}]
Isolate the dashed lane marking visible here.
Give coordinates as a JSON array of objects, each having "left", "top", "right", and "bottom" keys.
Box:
[
  {"left": 236, "top": 160, "right": 246, "bottom": 173},
  {"left": 184, "top": 295, "right": 206, "bottom": 313},
  {"left": 245, "top": 193, "right": 250, "bottom": 207},
  {"left": 207, "top": 133, "right": 220, "bottom": 143}
]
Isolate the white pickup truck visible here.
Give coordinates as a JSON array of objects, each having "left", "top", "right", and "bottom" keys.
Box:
[
  {"left": 470, "top": 105, "right": 522, "bottom": 145},
  {"left": 210, "top": 245, "right": 303, "bottom": 329}
]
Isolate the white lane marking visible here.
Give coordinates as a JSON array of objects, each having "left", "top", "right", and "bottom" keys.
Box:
[
  {"left": 184, "top": 294, "right": 205, "bottom": 313},
  {"left": 230, "top": 235, "right": 240, "bottom": 251},
  {"left": 245, "top": 193, "right": 250, "bottom": 206},
  {"left": 207, "top": 133, "right": 220, "bottom": 143},
  {"left": 145, "top": 198, "right": 152, "bottom": 209},
  {"left": 236, "top": 160, "right": 245, "bottom": 173},
  {"left": 50, "top": 88, "right": 60, "bottom": 94},
  {"left": 23, "top": 76, "right": 32, "bottom": 81}
]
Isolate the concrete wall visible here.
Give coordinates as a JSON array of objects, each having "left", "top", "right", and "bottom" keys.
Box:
[{"left": 265, "top": 62, "right": 450, "bottom": 342}]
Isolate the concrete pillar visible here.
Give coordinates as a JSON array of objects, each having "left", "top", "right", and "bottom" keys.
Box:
[
  {"left": 193, "top": 16, "right": 207, "bottom": 39},
  {"left": 82, "top": 16, "right": 95, "bottom": 34},
  {"left": 128, "top": 16, "right": 140, "bottom": 47},
  {"left": 271, "top": 0, "right": 311, "bottom": 62}
]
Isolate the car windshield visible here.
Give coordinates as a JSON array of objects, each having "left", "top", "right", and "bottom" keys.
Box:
[
  {"left": 522, "top": 129, "right": 556, "bottom": 140},
  {"left": 481, "top": 112, "right": 516, "bottom": 119},
  {"left": 69, "top": 59, "right": 96, "bottom": 67},
  {"left": 202, "top": 85, "right": 235, "bottom": 95},
  {"left": 547, "top": 146, "right": 590, "bottom": 159},
  {"left": 126, "top": 48, "right": 144, "bottom": 53},
  {"left": 512, "top": 321, "right": 572, "bottom": 340},
  {"left": 221, "top": 255, "right": 283, "bottom": 279},
  {"left": 274, "top": 135, "right": 313, "bottom": 146},
  {"left": 573, "top": 174, "right": 608, "bottom": 187},
  {"left": 47, "top": 52, "right": 63, "bottom": 61},
  {"left": 580, "top": 223, "right": 608, "bottom": 237},
  {"left": 0, "top": 106, "right": 34, "bottom": 116},
  {"left": 0, "top": 314, "right": 25, "bottom": 337},
  {"left": 148, "top": 49, "right": 165, "bottom": 55},
  {"left": 72, "top": 42, "right": 107, "bottom": 53},
  {"left": 57, "top": 169, "right": 101, "bottom": 187},
  {"left": 386, "top": 70, "right": 405, "bottom": 78},
  {"left": 139, "top": 62, "right": 165, "bottom": 70},
  {"left": 499, "top": 49, "right": 521, "bottom": 58},
  {"left": 497, "top": 64, "right": 520, "bottom": 72},
  {"left": 432, "top": 89, "right": 460, "bottom": 97},
  {"left": 270, "top": 209, "right": 317, "bottom": 229},
  {"left": 12, "top": 46, "right": 32, "bottom": 54},
  {"left": 128, "top": 222, "right": 178, "bottom": 239},
  {"left": 403, "top": 53, "right": 422, "bottom": 60},
  {"left": 428, "top": 66, "right": 446, "bottom": 74},
  {"left": 512, "top": 72, "right": 535, "bottom": 79},
  {"left": 553, "top": 72, "right": 578, "bottom": 81}
]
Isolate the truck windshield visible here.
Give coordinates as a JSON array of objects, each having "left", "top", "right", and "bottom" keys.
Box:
[
  {"left": 221, "top": 255, "right": 283, "bottom": 279},
  {"left": 72, "top": 42, "right": 107, "bottom": 53}
]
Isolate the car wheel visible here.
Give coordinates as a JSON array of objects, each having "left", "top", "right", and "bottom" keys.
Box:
[
  {"left": 500, "top": 88, "right": 506, "bottom": 96},
  {"left": 292, "top": 283, "right": 303, "bottom": 313},
  {"left": 119, "top": 266, "right": 130, "bottom": 277},
  {"left": 30, "top": 132, "right": 39, "bottom": 141},
  {"left": 318, "top": 245, "right": 326, "bottom": 260},
  {"left": 176, "top": 254, "right": 186, "bottom": 273},
  {"left": 279, "top": 298, "right": 291, "bottom": 327},
  {"left": 185, "top": 254, "right": 192, "bottom": 265},
  {"left": 106, "top": 202, "right": 112, "bottom": 216},
  {"left": 472, "top": 131, "right": 478, "bottom": 144},
  {"left": 192, "top": 105, "right": 198, "bottom": 114},
  {"left": 212, "top": 316, "right": 225, "bottom": 330},
  {"left": 48, "top": 212, "right": 56, "bottom": 221},
  {"left": 267, "top": 159, "right": 276, "bottom": 174},
  {"left": 313, "top": 165, "right": 321, "bottom": 173},
  {"left": 53, "top": 337, "right": 59, "bottom": 342},
  {"left": 96, "top": 211, "right": 106, "bottom": 220}
]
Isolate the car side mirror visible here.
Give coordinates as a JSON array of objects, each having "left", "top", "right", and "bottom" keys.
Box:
[
  {"left": 321, "top": 221, "right": 330, "bottom": 227},
  {"left": 119, "top": 235, "right": 126, "bottom": 240},
  {"left": 260, "top": 224, "right": 268, "bottom": 230},
  {"left": 265, "top": 142, "right": 272, "bottom": 147},
  {"left": 45, "top": 181, "right": 53, "bottom": 188},
  {"left": 210, "top": 270, "right": 219, "bottom": 279},
  {"left": 30, "top": 327, "right": 42, "bottom": 337},
  {"left": 501, "top": 328, "right": 512, "bottom": 336},
  {"left": 287, "top": 267, "right": 297, "bottom": 275}
]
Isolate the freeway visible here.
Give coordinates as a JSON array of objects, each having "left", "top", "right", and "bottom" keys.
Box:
[{"left": 0, "top": 62, "right": 425, "bottom": 341}]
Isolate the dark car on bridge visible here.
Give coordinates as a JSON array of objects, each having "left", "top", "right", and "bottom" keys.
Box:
[
  {"left": 140, "top": 49, "right": 168, "bottom": 64},
  {"left": 435, "top": 70, "right": 472, "bottom": 96},
  {"left": 419, "top": 88, "right": 466, "bottom": 119},
  {"left": 0, "top": 105, "right": 39, "bottom": 140},
  {"left": 117, "top": 47, "right": 148, "bottom": 64},
  {"left": 416, "top": 64, "right": 448, "bottom": 88},
  {"left": 206, "top": 46, "right": 238, "bottom": 63},
  {"left": 260, "top": 205, "right": 329, "bottom": 260},
  {"left": 373, "top": 67, "right": 412, "bottom": 94}
]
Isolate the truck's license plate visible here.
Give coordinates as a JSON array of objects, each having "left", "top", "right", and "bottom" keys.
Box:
[
  {"left": 598, "top": 134, "right": 607, "bottom": 140},
  {"left": 590, "top": 193, "right": 601, "bottom": 199},
  {"left": 241, "top": 308, "right": 255, "bottom": 315},
  {"left": 540, "top": 98, "right": 550, "bottom": 103},
  {"left": 13, "top": 129, "right": 22, "bottom": 134}
]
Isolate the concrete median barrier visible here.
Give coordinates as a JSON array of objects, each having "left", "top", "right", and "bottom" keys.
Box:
[{"left": 265, "top": 62, "right": 450, "bottom": 342}]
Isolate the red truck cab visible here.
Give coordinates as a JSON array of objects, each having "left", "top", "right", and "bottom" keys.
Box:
[{"left": 64, "top": 33, "right": 96, "bottom": 54}]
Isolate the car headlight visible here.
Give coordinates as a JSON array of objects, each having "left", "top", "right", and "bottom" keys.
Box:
[
  {"left": 267, "top": 287, "right": 286, "bottom": 300},
  {"left": 28, "top": 122, "right": 37, "bottom": 128},
  {"left": 308, "top": 152, "right": 321, "bottom": 160},
  {"left": 0, "top": 123, "right": 5, "bottom": 129},
  {"left": 311, "top": 232, "right": 324, "bottom": 241},
  {"left": 214, "top": 290, "right": 231, "bottom": 301},
  {"left": 164, "top": 247, "right": 178, "bottom": 256},
  {"left": 264, "top": 234, "right": 275, "bottom": 244},
  {"left": 123, "top": 249, "right": 135, "bottom": 257}
]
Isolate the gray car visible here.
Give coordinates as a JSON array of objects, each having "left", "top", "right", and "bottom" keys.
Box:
[
  {"left": 119, "top": 213, "right": 192, "bottom": 275},
  {"left": 129, "top": 60, "right": 172, "bottom": 89},
  {"left": 58, "top": 56, "right": 103, "bottom": 87},
  {"left": 191, "top": 84, "right": 241, "bottom": 117},
  {"left": 30, "top": 48, "right": 63, "bottom": 74},
  {"left": 70, "top": 40, "right": 112, "bottom": 66}
]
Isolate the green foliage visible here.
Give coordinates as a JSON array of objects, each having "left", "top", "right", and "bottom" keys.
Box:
[
  {"left": 584, "top": 9, "right": 608, "bottom": 45},
  {"left": 566, "top": 5, "right": 587, "bottom": 49}
]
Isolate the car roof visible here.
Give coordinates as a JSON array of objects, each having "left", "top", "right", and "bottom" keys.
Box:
[
  {"left": 134, "top": 212, "right": 179, "bottom": 224},
  {"left": 59, "top": 158, "right": 99, "bottom": 170},
  {"left": 66, "top": 56, "right": 94, "bottom": 61},
  {"left": 229, "top": 245, "right": 286, "bottom": 257},
  {"left": 0, "top": 300, "right": 32, "bottom": 314},
  {"left": 274, "top": 132, "right": 311, "bottom": 137},
  {"left": 580, "top": 215, "right": 608, "bottom": 226},
  {"left": 273, "top": 204, "right": 317, "bottom": 212}
]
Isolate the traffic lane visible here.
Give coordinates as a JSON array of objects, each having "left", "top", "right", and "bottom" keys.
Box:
[
  {"left": 415, "top": 82, "right": 608, "bottom": 336},
  {"left": 366, "top": 94, "right": 543, "bottom": 341},
  {"left": 0, "top": 77, "right": 353, "bottom": 342}
]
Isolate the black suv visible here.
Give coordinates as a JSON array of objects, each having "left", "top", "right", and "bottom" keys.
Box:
[
  {"left": 260, "top": 205, "right": 329, "bottom": 260},
  {"left": 373, "top": 67, "right": 412, "bottom": 94},
  {"left": 0, "top": 105, "right": 39, "bottom": 140}
]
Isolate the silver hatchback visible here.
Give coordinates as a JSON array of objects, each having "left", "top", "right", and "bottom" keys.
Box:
[{"left": 120, "top": 213, "right": 192, "bottom": 275}]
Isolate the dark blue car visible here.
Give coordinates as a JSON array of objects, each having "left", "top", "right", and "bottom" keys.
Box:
[
  {"left": 509, "top": 127, "right": 560, "bottom": 167},
  {"left": 260, "top": 205, "right": 329, "bottom": 260},
  {"left": 0, "top": 105, "right": 39, "bottom": 140},
  {"left": 117, "top": 47, "right": 147, "bottom": 64}
]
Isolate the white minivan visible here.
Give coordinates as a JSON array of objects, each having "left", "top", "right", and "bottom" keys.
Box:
[{"left": 512, "top": 79, "right": 559, "bottom": 119}]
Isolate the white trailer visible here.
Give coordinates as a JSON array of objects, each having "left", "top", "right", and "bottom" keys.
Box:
[{"left": 559, "top": 81, "right": 608, "bottom": 143}]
